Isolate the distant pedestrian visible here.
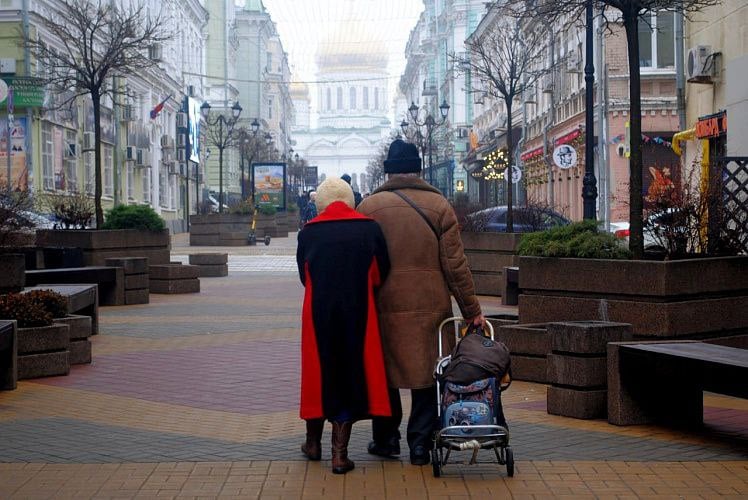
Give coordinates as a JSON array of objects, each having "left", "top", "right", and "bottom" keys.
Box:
[
  {"left": 301, "top": 191, "right": 317, "bottom": 226},
  {"left": 341, "top": 174, "right": 363, "bottom": 207},
  {"left": 357, "top": 139, "right": 485, "bottom": 466},
  {"left": 296, "top": 177, "right": 392, "bottom": 474}
]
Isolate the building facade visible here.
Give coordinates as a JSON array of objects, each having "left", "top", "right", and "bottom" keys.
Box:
[{"left": 0, "top": 0, "right": 208, "bottom": 232}]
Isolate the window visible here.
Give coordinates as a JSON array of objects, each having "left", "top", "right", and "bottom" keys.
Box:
[
  {"left": 337, "top": 87, "right": 343, "bottom": 109},
  {"left": 142, "top": 168, "right": 151, "bottom": 203},
  {"left": 326, "top": 88, "right": 331, "bottom": 111},
  {"left": 64, "top": 130, "right": 77, "bottom": 192},
  {"left": 85, "top": 150, "right": 94, "bottom": 195},
  {"left": 170, "top": 174, "right": 177, "bottom": 210},
  {"left": 41, "top": 122, "right": 54, "bottom": 191},
  {"left": 638, "top": 12, "right": 675, "bottom": 69},
  {"left": 159, "top": 169, "right": 167, "bottom": 207},
  {"left": 103, "top": 145, "right": 113, "bottom": 197},
  {"left": 266, "top": 51, "right": 272, "bottom": 71},
  {"left": 350, "top": 87, "right": 356, "bottom": 109},
  {"left": 374, "top": 88, "right": 379, "bottom": 110},
  {"left": 363, "top": 87, "right": 369, "bottom": 109},
  {"left": 268, "top": 97, "right": 273, "bottom": 119},
  {"left": 127, "top": 164, "right": 134, "bottom": 200}
]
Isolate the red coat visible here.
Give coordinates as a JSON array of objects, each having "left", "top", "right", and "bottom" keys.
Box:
[{"left": 296, "top": 201, "right": 392, "bottom": 420}]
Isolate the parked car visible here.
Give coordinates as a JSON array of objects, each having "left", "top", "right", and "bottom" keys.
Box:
[{"left": 466, "top": 205, "right": 570, "bottom": 233}]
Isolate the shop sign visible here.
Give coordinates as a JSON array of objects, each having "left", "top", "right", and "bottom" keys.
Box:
[
  {"left": 552, "top": 144, "right": 577, "bottom": 169},
  {"left": 554, "top": 128, "right": 582, "bottom": 146},
  {"left": 504, "top": 165, "right": 522, "bottom": 184},
  {"left": 520, "top": 146, "right": 543, "bottom": 161},
  {"left": 0, "top": 77, "right": 44, "bottom": 108},
  {"left": 453, "top": 165, "right": 467, "bottom": 192},
  {"left": 696, "top": 111, "right": 727, "bottom": 139}
]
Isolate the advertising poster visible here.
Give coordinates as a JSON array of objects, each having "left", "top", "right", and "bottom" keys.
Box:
[
  {"left": 187, "top": 97, "right": 200, "bottom": 163},
  {"left": 252, "top": 162, "right": 286, "bottom": 208},
  {"left": 0, "top": 116, "right": 28, "bottom": 190}
]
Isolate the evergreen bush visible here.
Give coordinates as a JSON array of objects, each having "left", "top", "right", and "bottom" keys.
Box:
[
  {"left": 518, "top": 220, "right": 631, "bottom": 259},
  {"left": 102, "top": 205, "right": 165, "bottom": 231},
  {"left": 257, "top": 203, "right": 277, "bottom": 216}
]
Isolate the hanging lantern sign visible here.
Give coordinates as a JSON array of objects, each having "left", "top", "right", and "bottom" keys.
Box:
[
  {"left": 504, "top": 165, "right": 522, "bottom": 184},
  {"left": 552, "top": 144, "right": 577, "bottom": 169}
]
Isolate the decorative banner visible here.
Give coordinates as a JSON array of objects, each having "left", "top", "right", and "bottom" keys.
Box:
[
  {"left": 252, "top": 162, "right": 286, "bottom": 209},
  {"left": 187, "top": 97, "right": 201, "bottom": 163},
  {"left": 504, "top": 165, "right": 522, "bottom": 184},
  {"left": 553, "top": 144, "right": 577, "bottom": 169}
]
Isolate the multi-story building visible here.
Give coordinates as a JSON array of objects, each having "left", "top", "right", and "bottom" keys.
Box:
[
  {"left": 399, "top": 0, "right": 487, "bottom": 197},
  {"left": 0, "top": 0, "right": 208, "bottom": 232}
]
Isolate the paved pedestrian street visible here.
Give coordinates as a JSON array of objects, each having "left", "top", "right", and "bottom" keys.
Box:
[{"left": 1, "top": 264, "right": 748, "bottom": 498}]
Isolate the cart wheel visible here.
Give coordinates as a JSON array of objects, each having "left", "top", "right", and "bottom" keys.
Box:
[
  {"left": 264, "top": 236, "right": 271, "bottom": 246},
  {"left": 505, "top": 447, "right": 514, "bottom": 477},
  {"left": 431, "top": 449, "right": 441, "bottom": 477},
  {"left": 247, "top": 234, "right": 256, "bottom": 245}
]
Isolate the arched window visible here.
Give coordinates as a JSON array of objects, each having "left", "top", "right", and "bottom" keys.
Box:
[
  {"left": 336, "top": 87, "right": 343, "bottom": 109},
  {"left": 350, "top": 87, "right": 356, "bottom": 109},
  {"left": 363, "top": 87, "right": 369, "bottom": 109},
  {"left": 326, "top": 87, "right": 331, "bottom": 111}
]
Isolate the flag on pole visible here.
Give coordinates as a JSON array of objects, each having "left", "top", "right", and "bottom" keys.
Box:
[{"left": 150, "top": 95, "right": 172, "bottom": 119}]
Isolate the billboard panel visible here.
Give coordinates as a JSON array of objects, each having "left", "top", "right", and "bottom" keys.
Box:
[{"left": 252, "top": 162, "right": 286, "bottom": 209}]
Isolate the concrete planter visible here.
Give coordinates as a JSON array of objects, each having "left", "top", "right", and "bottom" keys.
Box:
[
  {"left": 460, "top": 232, "right": 522, "bottom": 296},
  {"left": 36, "top": 229, "right": 170, "bottom": 266},
  {"left": 518, "top": 255, "right": 748, "bottom": 339},
  {"left": 189, "top": 214, "right": 252, "bottom": 246},
  {"left": 17, "top": 323, "right": 70, "bottom": 379},
  {"left": 0, "top": 253, "right": 25, "bottom": 293},
  {"left": 0, "top": 320, "right": 17, "bottom": 390},
  {"left": 254, "top": 213, "right": 278, "bottom": 238}
]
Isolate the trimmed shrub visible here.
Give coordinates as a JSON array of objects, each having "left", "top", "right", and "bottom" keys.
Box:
[
  {"left": 257, "top": 203, "right": 277, "bottom": 216},
  {"left": 227, "top": 199, "right": 255, "bottom": 215},
  {"left": 102, "top": 205, "right": 166, "bottom": 231},
  {"left": 24, "top": 289, "right": 68, "bottom": 318},
  {"left": 0, "top": 293, "right": 54, "bottom": 328},
  {"left": 519, "top": 220, "right": 632, "bottom": 259}
]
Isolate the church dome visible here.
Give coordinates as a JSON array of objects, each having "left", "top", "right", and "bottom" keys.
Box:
[
  {"left": 290, "top": 80, "right": 310, "bottom": 99},
  {"left": 316, "top": 24, "right": 389, "bottom": 73}
]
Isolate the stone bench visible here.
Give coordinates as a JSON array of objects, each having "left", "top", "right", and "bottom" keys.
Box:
[
  {"left": 188, "top": 253, "right": 228, "bottom": 277},
  {"left": 608, "top": 341, "right": 748, "bottom": 427},
  {"left": 0, "top": 320, "right": 17, "bottom": 390},
  {"left": 105, "top": 257, "right": 149, "bottom": 304},
  {"left": 24, "top": 284, "right": 99, "bottom": 335},
  {"left": 25, "top": 266, "right": 124, "bottom": 306},
  {"left": 149, "top": 264, "right": 200, "bottom": 294}
]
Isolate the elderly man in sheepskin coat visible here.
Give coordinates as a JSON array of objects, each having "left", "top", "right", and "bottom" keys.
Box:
[
  {"left": 357, "top": 139, "right": 485, "bottom": 466},
  {"left": 296, "top": 177, "right": 392, "bottom": 474}
]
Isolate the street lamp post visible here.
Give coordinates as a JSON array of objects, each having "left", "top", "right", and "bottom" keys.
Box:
[
  {"left": 240, "top": 118, "right": 261, "bottom": 201},
  {"left": 402, "top": 100, "right": 450, "bottom": 187},
  {"left": 201, "top": 100, "right": 242, "bottom": 214},
  {"left": 582, "top": 0, "right": 598, "bottom": 220}
]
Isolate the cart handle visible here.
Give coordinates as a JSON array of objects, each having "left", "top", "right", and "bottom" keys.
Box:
[{"left": 437, "top": 316, "right": 494, "bottom": 359}]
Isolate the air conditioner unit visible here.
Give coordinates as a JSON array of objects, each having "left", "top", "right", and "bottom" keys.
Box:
[
  {"left": 687, "top": 45, "right": 714, "bottom": 83},
  {"left": 148, "top": 43, "right": 163, "bottom": 62},
  {"left": 176, "top": 134, "right": 187, "bottom": 148},
  {"left": 176, "top": 148, "right": 186, "bottom": 163},
  {"left": 83, "top": 131, "right": 95, "bottom": 151},
  {"left": 125, "top": 145, "right": 137, "bottom": 161},
  {"left": 160, "top": 135, "right": 174, "bottom": 150},
  {"left": 65, "top": 143, "right": 77, "bottom": 158},
  {"left": 176, "top": 112, "right": 187, "bottom": 129},
  {"left": 122, "top": 104, "right": 135, "bottom": 122},
  {"left": 135, "top": 148, "right": 146, "bottom": 167}
]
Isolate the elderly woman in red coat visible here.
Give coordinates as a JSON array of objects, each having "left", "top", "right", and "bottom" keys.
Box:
[{"left": 296, "top": 177, "right": 391, "bottom": 474}]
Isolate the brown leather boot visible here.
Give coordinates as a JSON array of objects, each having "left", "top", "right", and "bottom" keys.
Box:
[
  {"left": 331, "top": 421, "right": 355, "bottom": 474},
  {"left": 301, "top": 418, "right": 324, "bottom": 461}
]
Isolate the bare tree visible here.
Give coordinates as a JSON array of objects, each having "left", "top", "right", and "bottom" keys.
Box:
[
  {"left": 26, "top": 0, "right": 169, "bottom": 227},
  {"left": 366, "top": 132, "right": 401, "bottom": 192},
  {"left": 505, "top": 0, "right": 721, "bottom": 256},
  {"left": 458, "top": 12, "right": 548, "bottom": 232}
]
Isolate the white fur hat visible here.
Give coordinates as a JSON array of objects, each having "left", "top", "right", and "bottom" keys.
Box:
[{"left": 316, "top": 178, "right": 354, "bottom": 212}]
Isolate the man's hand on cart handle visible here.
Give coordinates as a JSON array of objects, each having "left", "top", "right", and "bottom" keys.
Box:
[{"left": 469, "top": 314, "right": 486, "bottom": 328}]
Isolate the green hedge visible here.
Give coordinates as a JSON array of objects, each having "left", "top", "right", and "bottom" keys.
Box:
[
  {"left": 518, "top": 220, "right": 631, "bottom": 259},
  {"left": 102, "top": 205, "right": 166, "bottom": 231}
]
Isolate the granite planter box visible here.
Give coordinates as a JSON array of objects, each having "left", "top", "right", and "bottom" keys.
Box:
[
  {"left": 518, "top": 255, "right": 748, "bottom": 339},
  {"left": 0, "top": 253, "right": 25, "bottom": 293},
  {"left": 460, "top": 232, "right": 521, "bottom": 296},
  {"left": 189, "top": 214, "right": 252, "bottom": 246},
  {"left": 17, "top": 323, "right": 70, "bottom": 379},
  {"left": 36, "top": 229, "right": 170, "bottom": 266},
  {"left": 52, "top": 314, "right": 92, "bottom": 365},
  {"left": 0, "top": 320, "right": 17, "bottom": 390}
]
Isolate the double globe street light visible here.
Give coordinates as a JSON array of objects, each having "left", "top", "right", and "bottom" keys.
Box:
[
  {"left": 400, "top": 99, "right": 450, "bottom": 186},
  {"left": 200, "top": 100, "right": 242, "bottom": 213}
]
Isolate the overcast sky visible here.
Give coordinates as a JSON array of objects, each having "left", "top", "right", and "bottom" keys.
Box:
[{"left": 257, "top": 0, "right": 424, "bottom": 122}]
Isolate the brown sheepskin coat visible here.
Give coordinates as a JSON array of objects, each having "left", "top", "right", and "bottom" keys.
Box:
[{"left": 357, "top": 176, "right": 482, "bottom": 388}]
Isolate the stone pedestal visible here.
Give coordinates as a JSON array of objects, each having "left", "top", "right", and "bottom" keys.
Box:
[
  {"left": 53, "top": 315, "right": 92, "bottom": 365},
  {"left": 546, "top": 321, "right": 631, "bottom": 419},
  {"left": 188, "top": 253, "right": 228, "bottom": 277},
  {"left": 150, "top": 264, "right": 200, "bottom": 294},
  {"left": 17, "top": 323, "right": 70, "bottom": 380},
  {"left": 106, "top": 257, "right": 149, "bottom": 304}
]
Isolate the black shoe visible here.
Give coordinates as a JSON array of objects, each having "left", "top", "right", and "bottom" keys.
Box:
[
  {"left": 410, "top": 445, "right": 430, "bottom": 466},
  {"left": 367, "top": 438, "right": 400, "bottom": 458}
]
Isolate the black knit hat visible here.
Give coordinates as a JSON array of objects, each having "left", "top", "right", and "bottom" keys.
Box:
[
  {"left": 383, "top": 139, "right": 421, "bottom": 174},
  {"left": 340, "top": 174, "right": 352, "bottom": 184}
]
